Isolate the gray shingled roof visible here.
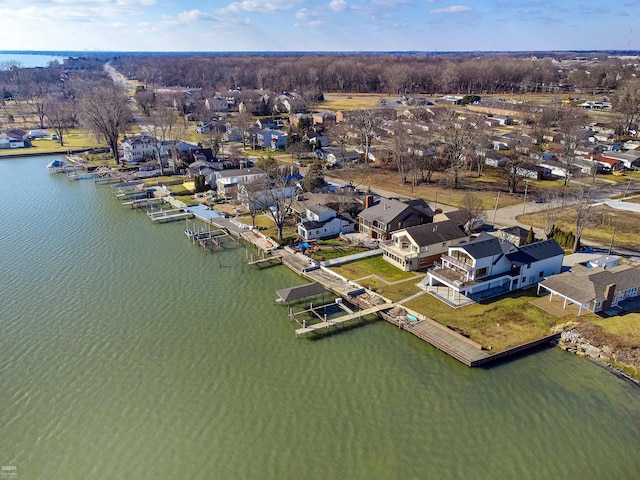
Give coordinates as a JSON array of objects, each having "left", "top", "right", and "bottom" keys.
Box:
[
  {"left": 276, "top": 282, "right": 327, "bottom": 303},
  {"left": 506, "top": 239, "right": 564, "bottom": 266},
  {"left": 358, "top": 198, "right": 415, "bottom": 224},
  {"left": 455, "top": 233, "right": 514, "bottom": 259},
  {"left": 404, "top": 220, "right": 468, "bottom": 247},
  {"left": 540, "top": 264, "right": 640, "bottom": 304}
]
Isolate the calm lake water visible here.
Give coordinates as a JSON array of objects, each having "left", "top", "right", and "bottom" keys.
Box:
[
  {"left": 0, "top": 53, "right": 66, "bottom": 68},
  {"left": 1, "top": 155, "right": 639, "bottom": 479}
]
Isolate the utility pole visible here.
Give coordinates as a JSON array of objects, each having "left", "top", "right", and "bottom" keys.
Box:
[
  {"left": 522, "top": 180, "right": 530, "bottom": 217},
  {"left": 623, "top": 167, "right": 637, "bottom": 199},
  {"left": 492, "top": 190, "right": 501, "bottom": 226}
]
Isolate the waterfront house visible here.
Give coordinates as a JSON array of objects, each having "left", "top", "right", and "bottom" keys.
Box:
[
  {"left": 297, "top": 204, "right": 356, "bottom": 240},
  {"left": 381, "top": 219, "right": 470, "bottom": 271},
  {"left": 358, "top": 197, "right": 433, "bottom": 242},
  {"left": 420, "top": 234, "right": 564, "bottom": 303},
  {"left": 215, "top": 167, "right": 267, "bottom": 200},
  {"left": 121, "top": 135, "right": 158, "bottom": 164},
  {"left": 538, "top": 260, "right": 640, "bottom": 316},
  {"left": 0, "top": 129, "right": 28, "bottom": 148}
]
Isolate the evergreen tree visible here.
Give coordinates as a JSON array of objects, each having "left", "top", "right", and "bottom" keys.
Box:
[
  {"left": 524, "top": 227, "right": 535, "bottom": 245},
  {"left": 303, "top": 160, "right": 325, "bottom": 192}
]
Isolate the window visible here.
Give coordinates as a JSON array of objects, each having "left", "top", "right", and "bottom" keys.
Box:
[
  {"left": 476, "top": 267, "right": 488, "bottom": 278},
  {"left": 539, "top": 271, "right": 544, "bottom": 278}
]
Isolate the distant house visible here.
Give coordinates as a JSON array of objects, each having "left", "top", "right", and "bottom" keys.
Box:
[
  {"left": 185, "top": 160, "right": 219, "bottom": 187},
  {"left": 297, "top": 204, "right": 355, "bottom": 240},
  {"left": 601, "top": 151, "right": 640, "bottom": 170},
  {"left": 255, "top": 129, "right": 287, "bottom": 150},
  {"left": 358, "top": 197, "right": 434, "bottom": 241},
  {"left": 121, "top": 135, "right": 158, "bottom": 164},
  {"left": 223, "top": 126, "right": 243, "bottom": 142},
  {"left": 0, "top": 129, "right": 28, "bottom": 149},
  {"left": 538, "top": 260, "right": 640, "bottom": 316},
  {"left": 381, "top": 219, "right": 471, "bottom": 271},
  {"left": 205, "top": 96, "right": 229, "bottom": 113},
  {"left": 421, "top": 234, "right": 564, "bottom": 303},
  {"left": 312, "top": 112, "right": 337, "bottom": 131},
  {"left": 316, "top": 146, "right": 361, "bottom": 167},
  {"left": 493, "top": 226, "right": 530, "bottom": 247}
]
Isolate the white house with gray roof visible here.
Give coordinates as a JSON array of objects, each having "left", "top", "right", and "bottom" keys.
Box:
[
  {"left": 421, "top": 233, "right": 564, "bottom": 304},
  {"left": 296, "top": 204, "right": 355, "bottom": 240}
]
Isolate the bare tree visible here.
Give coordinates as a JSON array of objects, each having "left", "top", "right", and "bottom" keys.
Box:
[
  {"left": 44, "top": 96, "right": 75, "bottom": 146},
  {"left": 78, "top": 85, "right": 132, "bottom": 165},
  {"left": 148, "top": 104, "right": 187, "bottom": 173},
  {"left": 351, "top": 110, "right": 384, "bottom": 163},
  {"left": 556, "top": 107, "right": 587, "bottom": 188},
  {"left": 540, "top": 188, "right": 564, "bottom": 239},
  {"left": 439, "top": 111, "right": 481, "bottom": 189},
  {"left": 613, "top": 78, "right": 640, "bottom": 136},
  {"left": 571, "top": 185, "right": 600, "bottom": 253},
  {"left": 257, "top": 162, "right": 301, "bottom": 241},
  {"left": 390, "top": 120, "right": 412, "bottom": 183},
  {"left": 459, "top": 191, "right": 487, "bottom": 234}
]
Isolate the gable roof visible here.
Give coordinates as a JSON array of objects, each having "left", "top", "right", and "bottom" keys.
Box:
[
  {"left": 358, "top": 198, "right": 419, "bottom": 225},
  {"left": 403, "top": 220, "right": 468, "bottom": 247},
  {"left": 540, "top": 264, "right": 640, "bottom": 304},
  {"left": 307, "top": 203, "right": 335, "bottom": 217},
  {"left": 454, "top": 232, "right": 515, "bottom": 259},
  {"left": 506, "top": 239, "right": 564, "bottom": 266}
]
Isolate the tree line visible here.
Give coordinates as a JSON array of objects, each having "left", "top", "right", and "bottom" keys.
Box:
[{"left": 109, "top": 53, "right": 638, "bottom": 95}]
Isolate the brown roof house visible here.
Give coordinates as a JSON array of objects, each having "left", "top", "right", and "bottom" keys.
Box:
[
  {"left": 358, "top": 197, "right": 433, "bottom": 241},
  {"left": 381, "top": 219, "right": 470, "bottom": 271},
  {"left": 537, "top": 258, "right": 640, "bottom": 316}
]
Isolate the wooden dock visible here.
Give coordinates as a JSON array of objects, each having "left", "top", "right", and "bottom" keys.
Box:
[
  {"left": 147, "top": 208, "right": 194, "bottom": 223},
  {"left": 295, "top": 303, "right": 392, "bottom": 336},
  {"left": 381, "top": 311, "right": 490, "bottom": 366},
  {"left": 123, "top": 197, "right": 164, "bottom": 209}
]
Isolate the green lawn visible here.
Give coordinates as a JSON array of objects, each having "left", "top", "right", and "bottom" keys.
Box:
[
  {"left": 363, "top": 276, "right": 423, "bottom": 303},
  {"left": 404, "top": 289, "right": 564, "bottom": 352},
  {"left": 329, "top": 255, "right": 417, "bottom": 283}
]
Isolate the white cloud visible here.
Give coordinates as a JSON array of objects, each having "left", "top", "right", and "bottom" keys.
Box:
[
  {"left": 430, "top": 5, "right": 471, "bottom": 14},
  {"left": 296, "top": 8, "right": 311, "bottom": 18},
  {"left": 176, "top": 9, "right": 218, "bottom": 24},
  {"left": 309, "top": 20, "right": 323, "bottom": 25},
  {"left": 217, "top": 0, "right": 299, "bottom": 15},
  {"left": 329, "top": 0, "right": 347, "bottom": 12}
]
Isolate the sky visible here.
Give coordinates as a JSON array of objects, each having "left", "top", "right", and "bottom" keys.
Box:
[{"left": 1, "top": 0, "right": 639, "bottom": 53}]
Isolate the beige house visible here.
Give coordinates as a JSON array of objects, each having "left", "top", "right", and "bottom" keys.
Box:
[{"left": 381, "top": 220, "right": 470, "bottom": 271}]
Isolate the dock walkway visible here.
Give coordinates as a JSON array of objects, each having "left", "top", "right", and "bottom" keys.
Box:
[
  {"left": 382, "top": 312, "right": 490, "bottom": 366},
  {"left": 295, "top": 304, "right": 392, "bottom": 336}
]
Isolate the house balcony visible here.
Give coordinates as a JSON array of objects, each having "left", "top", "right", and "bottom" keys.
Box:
[
  {"left": 440, "top": 254, "right": 473, "bottom": 274},
  {"left": 428, "top": 265, "right": 518, "bottom": 292},
  {"left": 380, "top": 242, "right": 419, "bottom": 260}
]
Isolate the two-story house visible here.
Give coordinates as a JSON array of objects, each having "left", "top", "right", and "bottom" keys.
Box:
[
  {"left": 121, "top": 135, "right": 159, "bottom": 164},
  {"left": 214, "top": 168, "right": 267, "bottom": 200},
  {"left": 358, "top": 197, "right": 434, "bottom": 241},
  {"left": 381, "top": 220, "right": 470, "bottom": 271},
  {"left": 297, "top": 204, "right": 356, "bottom": 240},
  {"left": 421, "top": 233, "right": 564, "bottom": 304}
]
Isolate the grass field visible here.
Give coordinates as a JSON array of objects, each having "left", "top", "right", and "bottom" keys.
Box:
[
  {"left": 404, "top": 289, "right": 564, "bottom": 352},
  {"left": 329, "top": 255, "right": 417, "bottom": 283},
  {"left": 521, "top": 204, "right": 640, "bottom": 251}
]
